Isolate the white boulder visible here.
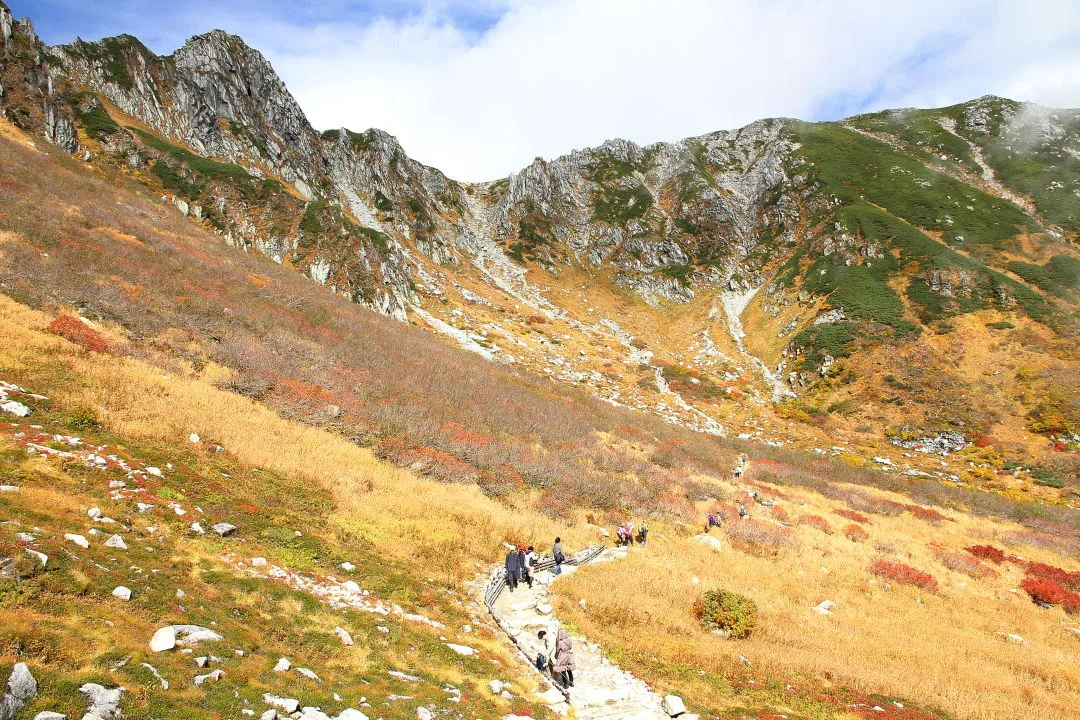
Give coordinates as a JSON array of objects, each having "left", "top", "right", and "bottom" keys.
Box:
[
  {"left": 111, "top": 587, "right": 132, "bottom": 601},
  {"left": 65, "top": 534, "right": 89, "bottom": 549},
  {"left": 335, "top": 627, "right": 354, "bottom": 646},
  {"left": 663, "top": 694, "right": 687, "bottom": 716},
  {"left": 149, "top": 627, "right": 176, "bottom": 653}
]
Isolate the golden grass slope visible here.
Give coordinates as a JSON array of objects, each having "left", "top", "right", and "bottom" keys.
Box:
[{"left": 556, "top": 474, "right": 1080, "bottom": 720}]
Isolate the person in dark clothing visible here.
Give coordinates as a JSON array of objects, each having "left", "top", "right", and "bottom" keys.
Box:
[
  {"left": 517, "top": 546, "right": 532, "bottom": 588},
  {"left": 637, "top": 521, "right": 648, "bottom": 546},
  {"left": 552, "top": 537, "right": 565, "bottom": 575},
  {"left": 505, "top": 548, "right": 522, "bottom": 591}
]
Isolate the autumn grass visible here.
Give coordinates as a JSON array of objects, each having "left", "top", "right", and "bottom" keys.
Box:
[
  {"left": 556, "top": 477, "right": 1080, "bottom": 720},
  {"left": 0, "top": 296, "right": 592, "bottom": 578}
]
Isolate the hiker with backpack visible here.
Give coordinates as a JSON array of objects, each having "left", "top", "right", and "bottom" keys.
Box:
[
  {"left": 536, "top": 628, "right": 558, "bottom": 679},
  {"left": 552, "top": 537, "right": 566, "bottom": 575},
  {"left": 706, "top": 512, "right": 722, "bottom": 533},
  {"left": 637, "top": 521, "right": 648, "bottom": 546},
  {"left": 505, "top": 547, "right": 522, "bottom": 591}
]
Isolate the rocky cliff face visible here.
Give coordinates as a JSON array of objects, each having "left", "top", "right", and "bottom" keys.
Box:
[
  {"left": 0, "top": 16, "right": 1075, "bottom": 453},
  {"left": 0, "top": 2, "right": 78, "bottom": 152}
]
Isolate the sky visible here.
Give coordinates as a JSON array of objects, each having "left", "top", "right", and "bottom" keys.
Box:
[{"left": 12, "top": 0, "right": 1080, "bottom": 180}]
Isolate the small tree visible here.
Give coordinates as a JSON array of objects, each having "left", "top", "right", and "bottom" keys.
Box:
[{"left": 694, "top": 589, "right": 758, "bottom": 639}]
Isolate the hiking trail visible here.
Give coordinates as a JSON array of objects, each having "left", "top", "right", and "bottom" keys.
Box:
[{"left": 482, "top": 545, "right": 683, "bottom": 720}]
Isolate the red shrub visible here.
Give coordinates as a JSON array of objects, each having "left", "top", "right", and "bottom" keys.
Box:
[
  {"left": 869, "top": 559, "right": 938, "bottom": 592},
  {"left": 46, "top": 315, "right": 110, "bottom": 353},
  {"left": 1021, "top": 576, "right": 1080, "bottom": 613},
  {"left": 770, "top": 505, "right": 790, "bottom": 523},
  {"left": 799, "top": 514, "right": 832, "bottom": 534},
  {"left": 844, "top": 524, "right": 869, "bottom": 542},
  {"left": 835, "top": 509, "right": 870, "bottom": 524},
  {"left": 1025, "top": 562, "right": 1080, "bottom": 591},
  {"left": 965, "top": 545, "right": 1007, "bottom": 563},
  {"left": 906, "top": 504, "right": 949, "bottom": 524}
]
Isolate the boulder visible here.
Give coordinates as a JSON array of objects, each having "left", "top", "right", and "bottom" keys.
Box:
[
  {"left": 335, "top": 627, "right": 354, "bottom": 646},
  {"left": 445, "top": 643, "right": 476, "bottom": 656},
  {"left": 340, "top": 562, "right": 356, "bottom": 571},
  {"left": 211, "top": 523, "right": 237, "bottom": 537},
  {"left": 488, "top": 680, "right": 507, "bottom": 695},
  {"left": 112, "top": 587, "right": 132, "bottom": 601},
  {"left": 149, "top": 627, "right": 177, "bottom": 652},
  {"left": 173, "top": 625, "right": 223, "bottom": 645},
  {"left": 193, "top": 670, "right": 225, "bottom": 687},
  {"left": 695, "top": 535, "right": 722, "bottom": 551},
  {"left": 79, "top": 684, "right": 123, "bottom": 719},
  {"left": 104, "top": 535, "right": 127, "bottom": 550},
  {"left": 416, "top": 709, "right": 433, "bottom": 720},
  {"left": 812, "top": 600, "right": 835, "bottom": 615},
  {"left": 261, "top": 711, "right": 277, "bottom": 720},
  {"left": 25, "top": 550, "right": 48, "bottom": 568},
  {"left": 335, "top": 710, "right": 369, "bottom": 720},
  {"left": 8, "top": 663, "right": 37, "bottom": 703},
  {"left": 663, "top": 694, "right": 686, "bottom": 716},
  {"left": 33, "top": 713, "right": 67, "bottom": 720},
  {"left": 65, "top": 534, "right": 89, "bottom": 549},
  {"left": 273, "top": 658, "right": 291, "bottom": 672},
  {"left": 263, "top": 694, "right": 300, "bottom": 714},
  {"left": 295, "top": 668, "right": 322, "bottom": 682}
]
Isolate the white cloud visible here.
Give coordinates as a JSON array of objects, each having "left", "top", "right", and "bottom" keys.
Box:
[{"left": 235, "top": 0, "right": 1080, "bottom": 180}]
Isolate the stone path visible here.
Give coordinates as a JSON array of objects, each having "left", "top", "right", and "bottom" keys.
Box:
[{"left": 489, "top": 547, "right": 675, "bottom": 720}]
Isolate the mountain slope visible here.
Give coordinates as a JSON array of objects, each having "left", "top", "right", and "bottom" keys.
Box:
[{"left": 0, "top": 2, "right": 1077, "bottom": 489}]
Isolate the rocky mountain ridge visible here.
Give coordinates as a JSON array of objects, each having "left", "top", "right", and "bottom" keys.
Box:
[{"left": 1, "top": 2, "right": 1077, "bottom": 482}]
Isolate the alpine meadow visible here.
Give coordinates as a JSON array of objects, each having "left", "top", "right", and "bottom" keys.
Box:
[{"left": 0, "top": 3, "right": 1078, "bottom": 720}]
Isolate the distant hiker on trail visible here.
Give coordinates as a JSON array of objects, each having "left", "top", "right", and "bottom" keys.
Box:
[
  {"left": 637, "top": 521, "right": 648, "bottom": 545},
  {"left": 738, "top": 504, "right": 747, "bottom": 519},
  {"left": 505, "top": 547, "right": 523, "bottom": 591},
  {"left": 625, "top": 523, "right": 635, "bottom": 547},
  {"left": 615, "top": 525, "right": 626, "bottom": 546},
  {"left": 517, "top": 546, "right": 533, "bottom": 589},
  {"left": 553, "top": 627, "right": 576, "bottom": 688},
  {"left": 525, "top": 545, "right": 538, "bottom": 575},
  {"left": 706, "top": 512, "right": 722, "bottom": 533},
  {"left": 552, "top": 537, "right": 566, "bottom": 575},
  {"left": 537, "top": 629, "right": 557, "bottom": 679}
]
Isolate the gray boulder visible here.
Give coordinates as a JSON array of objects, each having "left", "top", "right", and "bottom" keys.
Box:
[{"left": 78, "top": 684, "right": 123, "bottom": 719}]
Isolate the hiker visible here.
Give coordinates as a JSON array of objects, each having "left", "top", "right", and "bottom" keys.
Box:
[
  {"left": 625, "top": 523, "right": 635, "bottom": 547},
  {"left": 505, "top": 547, "right": 522, "bottom": 591},
  {"left": 615, "top": 525, "right": 625, "bottom": 546},
  {"left": 536, "top": 628, "right": 558, "bottom": 680},
  {"left": 552, "top": 537, "right": 566, "bottom": 575},
  {"left": 525, "top": 545, "right": 538, "bottom": 576},
  {"left": 517, "top": 546, "right": 533, "bottom": 589},
  {"left": 553, "top": 627, "right": 576, "bottom": 688},
  {"left": 706, "top": 512, "right": 721, "bottom": 533},
  {"left": 637, "top": 521, "right": 648, "bottom": 546},
  {"left": 738, "top": 504, "right": 747, "bottom": 519}
]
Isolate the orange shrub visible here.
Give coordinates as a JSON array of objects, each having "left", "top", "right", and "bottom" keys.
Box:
[
  {"left": 835, "top": 508, "right": 870, "bottom": 524},
  {"left": 798, "top": 514, "right": 832, "bottom": 534},
  {"left": 843, "top": 524, "right": 869, "bottom": 542}
]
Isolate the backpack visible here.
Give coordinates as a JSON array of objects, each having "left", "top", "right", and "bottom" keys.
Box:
[{"left": 535, "top": 653, "right": 547, "bottom": 671}]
